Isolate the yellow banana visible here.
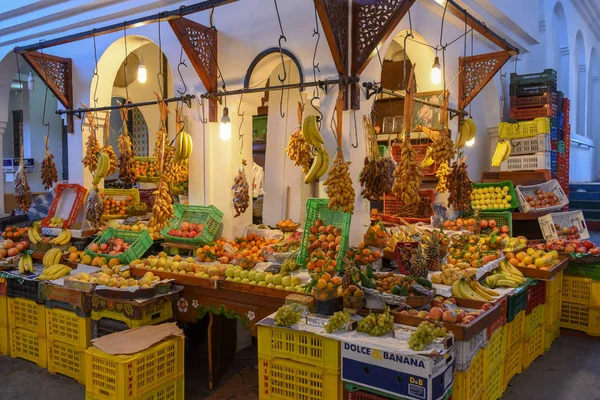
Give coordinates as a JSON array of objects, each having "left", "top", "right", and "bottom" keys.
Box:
[
  {"left": 451, "top": 280, "right": 462, "bottom": 297},
  {"left": 28, "top": 228, "right": 39, "bottom": 244},
  {"left": 469, "top": 280, "right": 494, "bottom": 301},
  {"left": 18, "top": 256, "right": 25, "bottom": 274},
  {"left": 302, "top": 116, "right": 324, "bottom": 147},
  {"left": 502, "top": 141, "right": 512, "bottom": 161},
  {"left": 466, "top": 118, "right": 477, "bottom": 141},
  {"left": 474, "top": 280, "right": 499, "bottom": 297},
  {"left": 460, "top": 280, "right": 486, "bottom": 301},
  {"left": 304, "top": 150, "right": 324, "bottom": 184},
  {"left": 497, "top": 279, "right": 518, "bottom": 288},
  {"left": 315, "top": 148, "right": 330, "bottom": 179}
]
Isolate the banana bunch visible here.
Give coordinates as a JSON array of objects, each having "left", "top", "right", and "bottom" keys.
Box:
[
  {"left": 149, "top": 179, "right": 174, "bottom": 230},
  {"left": 420, "top": 147, "right": 435, "bottom": 168},
  {"left": 456, "top": 118, "right": 477, "bottom": 149},
  {"left": 27, "top": 222, "right": 43, "bottom": 244},
  {"left": 37, "top": 264, "right": 71, "bottom": 281},
  {"left": 175, "top": 131, "right": 193, "bottom": 163},
  {"left": 302, "top": 116, "right": 330, "bottom": 183},
  {"left": 491, "top": 140, "right": 512, "bottom": 167},
  {"left": 92, "top": 152, "right": 110, "bottom": 185},
  {"left": 43, "top": 248, "right": 64, "bottom": 269},
  {"left": 18, "top": 254, "right": 33, "bottom": 274},
  {"left": 452, "top": 278, "right": 500, "bottom": 301},
  {"left": 435, "top": 162, "right": 451, "bottom": 193},
  {"left": 430, "top": 131, "right": 455, "bottom": 164},
  {"left": 49, "top": 228, "right": 72, "bottom": 246},
  {"left": 484, "top": 260, "right": 527, "bottom": 288}
]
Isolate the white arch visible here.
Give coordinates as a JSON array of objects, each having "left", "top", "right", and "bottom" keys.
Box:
[
  {"left": 575, "top": 30, "right": 586, "bottom": 136},
  {"left": 551, "top": 2, "right": 569, "bottom": 96}
]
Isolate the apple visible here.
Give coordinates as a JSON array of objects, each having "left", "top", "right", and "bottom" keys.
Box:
[
  {"left": 273, "top": 274, "right": 283, "bottom": 286},
  {"left": 408, "top": 309, "right": 419, "bottom": 316},
  {"left": 481, "top": 303, "right": 493, "bottom": 312},
  {"left": 429, "top": 307, "right": 444, "bottom": 321},
  {"left": 442, "top": 310, "right": 457, "bottom": 323},
  {"left": 282, "top": 276, "right": 291, "bottom": 287},
  {"left": 265, "top": 274, "right": 274, "bottom": 284},
  {"left": 241, "top": 278, "right": 250, "bottom": 284}
]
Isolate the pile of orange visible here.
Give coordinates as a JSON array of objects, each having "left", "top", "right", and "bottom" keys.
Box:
[
  {"left": 307, "top": 250, "right": 337, "bottom": 273},
  {"left": 196, "top": 233, "right": 280, "bottom": 268},
  {"left": 313, "top": 272, "right": 342, "bottom": 300},
  {"left": 349, "top": 242, "right": 381, "bottom": 265},
  {"left": 364, "top": 223, "right": 388, "bottom": 248},
  {"left": 2, "top": 226, "right": 29, "bottom": 241},
  {"left": 276, "top": 219, "right": 298, "bottom": 232},
  {"left": 134, "top": 159, "right": 159, "bottom": 178},
  {"left": 102, "top": 195, "right": 134, "bottom": 216}
]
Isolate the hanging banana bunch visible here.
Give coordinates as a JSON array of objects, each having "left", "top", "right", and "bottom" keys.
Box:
[
  {"left": 174, "top": 108, "right": 192, "bottom": 164},
  {"left": 117, "top": 102, "right": 136, "bottom": 186},
  {"left": 456, "top": 118, "right": 477, "bottom": 149},
  {"left": 285, "top": 102, "right": 312, "bottom": 173},
  {"left": 82, "top": 106, "right": 101, "bottom": 174},
  {"left": 491, "top": 140, "right": 512, "bottom": 167},
  {"left": 302, "top": 115, "right": 330, "bottom": 183},
  {"left": 435, "top": 162, "right": 451, "bottom": 193},
  {"left": 41, "top": 136, "right": 58, "bottom": 190},
  {"left": 101, "top": 111, "right": 117, "bottom": 176}
]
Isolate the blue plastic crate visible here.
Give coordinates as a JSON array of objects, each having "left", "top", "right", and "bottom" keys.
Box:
[{"left": 557, "top": 111, "right": 564, "bottom": 129}]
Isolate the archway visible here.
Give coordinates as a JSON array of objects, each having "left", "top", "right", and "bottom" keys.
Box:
[
  {"left": 588, "top": 48, "right": 599, "bottom": 140},
  {"left": 575, "top": 31, "right": 586, "bottom": 136},
  {"left": 551, "top": 2, "right": 569, "bottom": 96}
]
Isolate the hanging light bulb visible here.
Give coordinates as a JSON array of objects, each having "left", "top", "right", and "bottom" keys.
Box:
[
  {"left": 220, "top": 106, "right": 231, "bottom": 141},
  {"left": 466, "top": 137, "right": 475, "bottom": 147},
  {"left": 431, "top": 56, "right": 441, "bottom": 84},
  {"left": 137, "top": 56, "right": 147, "bottom": 84}
]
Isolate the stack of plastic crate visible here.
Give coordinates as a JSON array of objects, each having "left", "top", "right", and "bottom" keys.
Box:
[
  {"left": 560, "top": 271, "right": 600, "bottom": 336},
  {"left": 544, "top": 271, "right": 563, "bottom": 350},
  {"left": 8, "top": 297, "right": 47, "bottom": 368},
  {"left": 557, "top": 98, "right": 570, "bottom": 194},
  {"left": 257, "top": 325, "right": 342, "bottom": 400},
  {"left": 499, "top": 69, "right": 560, "bottom": 173},
  {"left": 522, "top": 281, "right": 546, "bottom": 370},
  {"left": 484, "top": 321, "right": 507, "bottom": 400},
  {"left": 0, "top": 278, "right": 8, "bottom": 356}
]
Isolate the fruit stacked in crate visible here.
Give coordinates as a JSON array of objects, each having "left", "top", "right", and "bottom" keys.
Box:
[{"left": 497, "top": 69, "right": 561, "bottom": 174}]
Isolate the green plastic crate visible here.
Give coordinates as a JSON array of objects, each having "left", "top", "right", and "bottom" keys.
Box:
[
  {"left": 507, "top": 282, "right": 530, "bottom": 322},
  {"left": 565, "top": 263, "right": 600, "bottom": 281},
  {"left": 471, "top": 181, "right": 518, "bottom": 211},
  {"left": 477, "top": 211, "right": 513, "bottom": 236},
  {"left": 297, "top": 198, "right": 352, "bottom": 270},
  {"left": 161, "top": 204, "right": 223, "bottom": 246},
  {"left": 378, "top": 145, "right": 387, "bottom": 158},
  {"left": 252, "top": 115, "right": 268, "bottom": 140},
  {"left": 85, "top": 228, "right": 153, "bottom": 264}
]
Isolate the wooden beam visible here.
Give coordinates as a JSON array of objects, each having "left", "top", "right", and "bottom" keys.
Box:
[
  {"left": 170, "top": 18, "right": 219, "bottom": 122},
  {"left": 22, "top": 51, "right": 74, "bottom": 132},
  {"left": 458, "top": 51, "right": 512, "bottom": 110},
  {"left": 352, "top": 0, "right": 416, "bottom": 76}
]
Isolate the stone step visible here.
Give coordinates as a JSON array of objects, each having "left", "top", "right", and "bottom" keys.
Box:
[
  {"left": 569, "top": 200, "right": 600, "bottom": 210},
  {"left": 568, "top": 191, "right": 600, "bottom": 201},
  {"left": 569, "top": 183, "right": 600, "bottom": 193}
]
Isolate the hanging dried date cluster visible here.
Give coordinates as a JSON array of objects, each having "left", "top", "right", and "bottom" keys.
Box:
[
  {"left": 435, "top": 162, "right": 451, "bottom": 193},
  {"left": 82, "top": 107, "right": 101, "bottom": 174},
  {"left": 101, "top": 111, "right": 117, "bottom": 176},
  {"left": 85, "top": 152, "right": 110, "bottom": 228},
  {"left": 448, "top": 158, "right": 473, "bottom": 211},
  {"left": 41, "top": 136, "right": 58, "bottom": 190},
  {"left": 430, "top": 131, "right": 455, "bottom": 165},
  {"left": 285, "top": 102, "right": 312, "bottom": 173},
  {"left": 14, "top": 151, "right": 31, "bottom": 212},
  {"left": 117, "top": 105, "right": 136, "bottom": 185},
  {"left": 392, "top": 137, "right": 423, "bottom": 205},
  {"left": 359, "top": 116, "right": 395, "bottom": 200},
  {"left": 324, "top": 157, "right": 355, "bottom": 213},
  {"left": 232, "top": 160, "right": 250, "bottom": 217},
  {"left": 149, "top": 96, "right": 174, "bottom": 230}
]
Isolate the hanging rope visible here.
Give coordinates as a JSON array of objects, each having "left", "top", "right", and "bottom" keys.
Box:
[
  {"left": 237, "top": 93, "right": 245, "bottom": 157},
  {"left": 157, "top": 15, "right": 165, "bottom": 98},
  {"left": 273, "top": 0, "right": 287, "bottom": 117}
]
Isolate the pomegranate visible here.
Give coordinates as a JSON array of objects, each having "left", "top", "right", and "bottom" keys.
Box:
[
  {"left": 489, "top": 219, "right": 497, "bottom": 229},
  {"left": 480, "top": 219, "right": 489, "bottom": 229}
]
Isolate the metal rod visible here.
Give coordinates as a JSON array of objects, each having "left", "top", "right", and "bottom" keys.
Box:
[
  {"left": 55, "top": 94, "right": 195, "bottom": 115},
  {"left": 571, "top": 139, "right": 595, "bottom": 149},
  {"left": 14, "top": 0, "right": 238, "bottom": 53},
  {"left": 202, "top": 76, "right": 359, "bottom": 98}
]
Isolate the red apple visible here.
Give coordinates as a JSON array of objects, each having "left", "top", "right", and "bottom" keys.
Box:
[
  {"left": 430, "top": 307, "right": 444, "bottom": 321},
  {"left": 481, "top": 303, "right": 493, "bottom": 312},
  {"left": 442, "top": 310, "right": 457, "bottom": 323},
  {"left": 582, "top": 240, "right": 594, "bottom": 250}
]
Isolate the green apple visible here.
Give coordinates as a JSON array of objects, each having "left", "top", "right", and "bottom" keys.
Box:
[
  {"left": 273, "top": 274, "right": 283, "bottom": 286},
  {"left": 248, "top": 271, "right": 257, "bottom": 281},
  {"left": 267, "top": 283, "right": 275, "bottom": 288},
  {"left": 281, "top": 276, "right": 291, "bottom": 287},
  {"left": 255, "top": 272, "right": 266, "bottom": 282},
  {"left": 295, "top": 285, "right": 303, "bottom": 291},
  {"left": 297, "top": 288, "right": 305, "bottom": 293},
  {"left": 257, "top": 281, "right": 268, "bottom": 287},
  {"left": 249, "top": 281, "right": 257, "bottom": 285},
  {"left": 241, "top": 278, "right": 250, "bottom": 284},
  {"left": 265, "top": 274, "right": 274, "bottom": 284},
  {"left": 291, "top": 277, "right": 300, "bottom": 286},
  {"left": 234, "top": 270, "right": 242, "bottom": 278},
  {"left": 225, "top": 268, "right": 234, "bottom": 278},
  {"left": 241, "top": 270, "right": 249, "bottom": 279},
  {"left": 226, "top": 277, "right": 234, "bottom": 281},
  {"left": 149, "top": 258, "right": 158, "bottom": 267},
  {"left": 233, "top": 277, "right": 242, "bottom": 283},
  {"left": 275, "top": 285, "right": 285, "bottom": 290},
  {"left": 284, "top": 286, "right": 294, "bottom": 291}
]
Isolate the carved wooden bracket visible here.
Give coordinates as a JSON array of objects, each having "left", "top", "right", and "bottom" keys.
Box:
[
  {"left": 22, "top": 51, "right": 74, "bottom": 132},
  {"left": 169, "top": 18, "right": 219, "bottom": 122},
  {"left": 458, "top": 51, "right": 511, "bottom": 111},
  {"left": 315, "top": 0, "right": 350, "bottom": 109}
]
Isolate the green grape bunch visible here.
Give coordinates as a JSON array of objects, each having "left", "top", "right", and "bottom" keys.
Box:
[
  {"left": 408, "top": 321, "right": 448, "bottom": 351},
  {"left": 280, "top": 258, "right": 299, "bottom": 276},
  {"left": 356, "top": 307, "right": 395, "bottom": 336},
  {"left": 325, "top": 311, "right": 351, "bottom": 333},
  {"left": 274, "top": 305, "right": 302, "bottom": 327}
]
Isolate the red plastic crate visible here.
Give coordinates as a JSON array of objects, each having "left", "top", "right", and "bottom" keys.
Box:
[
  {"left": 510, "top": 103, "right": 558, "bottom": 120},
  {"left": 511, "top": 92, "right": 558, "bottom": 109},
  {"left": 526, "top": 281, "right": 546, "bottom": 314},
  {"left": 42, "top": 184, "right": 86, "bottom": 228},
  {"left": 391, "top": 143, "right": 438, "bottom": 176},
  {"left": 562, "top": 98, "right": 570, "bottom": 122},
  {"left": 383, "top": 191, "right": 434, "bottom": 221},
  {"left": 488, "top": 295, "right": 508, "bottom": 336},
  {"left": 564, "top": 124, "right": 571, "bottom": 142}
]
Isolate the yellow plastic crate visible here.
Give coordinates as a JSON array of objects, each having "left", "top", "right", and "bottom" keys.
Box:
[
  {"left": 525, "top": 304, "right": 545, "bottom": 339},
  {"left": 0, "top": 323, "right": 9, "bottom": 356},
  {"left": 86, "top": 376, "right": 184, "bottom": 400},
  {"left": 258, "top": 357, "right": 341, "bottom": 400},
  {"left": 0, "top": 296, "right": 7, "bottom": 325},
  {"left": 46, "top": 307, "right": 91, "bottom": 349},
  {"left": 545, "top": 271, "right": 563, "bottom": 301},
  {"left": 257, "top": 325, "right": 340, "bottom": 371},
  {"left": 485, "top": 325, "right": 506, "bottom": 370},
  {"left": 498, "top": 117, "right": 551, "bottom": 139},
  {"left": 99, "top": 188, "right": 141, "bottom": 219},
  {"left": 91, "top": 300, "right": 173, "bottom": 329},
  {"left": 522, "top": 325, "right": 545, "bottom": 370},
  {"left": 85, "top": 335, "right": 184, "bottom": 400},
  {"left": 545, "top": 321, "right": 560, "bottom": 351},
  {"left": 453, "top": 349, "right": 485, "bottom": 400},
  {"left": 503, "top": 342, "right": 523, "bottom": 390},
  {"left": 8, "top": 297, "right": 46, "bottom": 336},
  {"left": 486, "top": 359, "right": 504, "bottom": 400},
  {"left": 10, "top": 326, "right": 47, "bottom": 368},
  {"left": 560, "top": 301, "right": 600, "bottom": 336},
  {"left": 505, "top": 310, "right": 525, "bottom": 348},
  {"left": 545, "top": 293, "right": 562, "bottom": 330},
  {"left": 48, "top": 338, "right": 86, "bottom": 384},
  {"left": 562, "top": 275, "right": 600, "bottom": 308}
]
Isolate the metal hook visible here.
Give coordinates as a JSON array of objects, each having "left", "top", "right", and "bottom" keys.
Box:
[
  {"left": 273, "top": 0, "right": 287, "bottom": 83},
  {"left": 157, "top": 15, "right": 165, "bottom": 98},
  {"left": 177, "top": 49, "right": 188, "bottom": 96},
  {"left": 310, "top": 96, "right": 323, "bottom": 125},
  {"left": 279, "top": 85, "right": 285, "bottom": 118},
  {"left": 92, "top": 30, "right": 100, "bottom": 107},
  {"left": 351, "top": 110, "right": 359, "bottom": 148},
  {"left": 197, "top": 98, "right": 208, "bottom": 124},
  {"left": 237, "top": 93, "right": 245, "bottom": 152},
  {"left": 122, "top": 22, "right": 130, "bottom": 102}
]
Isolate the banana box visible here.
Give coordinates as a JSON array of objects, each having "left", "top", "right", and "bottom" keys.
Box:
[{"left": 341, "top": 339, "right": 454, "bottom": 400}]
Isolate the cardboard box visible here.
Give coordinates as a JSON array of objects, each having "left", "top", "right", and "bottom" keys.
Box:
[{"left": 454, "top": 329, "right": 487, "bottom": 371}]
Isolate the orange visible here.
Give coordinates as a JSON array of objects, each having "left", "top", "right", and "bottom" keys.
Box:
[
  {"left": 322, "top": 273, "right": 331, "bottom": 282},
  {"left": 316, "top": 279, "right": 327, "bottom": 289}
]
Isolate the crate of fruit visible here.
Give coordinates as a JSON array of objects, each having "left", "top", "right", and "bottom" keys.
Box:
[
  {"left": 160, "top": 204, "right": 223, "bottom": 246},
  {"left": 85, "top": 228, "right": 152, "bottom": 264},
  {"left": 133, "top": 156, "right": 160, "bottom": 182},
  {"left": 498, "top": 117, "right": 557, "bottom": 139},
  {"left": 510, "top": 81, "right": 557, "bottom": 97},
  {"left": 471, "top": 181, "right": 518, "bottom": 212},
  {"left": 42, "top": 184, "right": 87, "bottom": 228},
  {"left": 500, "top": 151, "right": 555, "bottom": 172},
  {"left": 538, "top": 210, "right": 589, "bottom": 242},
  {"left": 475, "top": 211, "right": 512, "bottom": 236},
  {"left": 99, "top": 188, "right": 140, "bottom": 219},
  {"left": 297, "top": 198, "right": 351, "bottom": 269},
  {"left": 509, "top": 135, "right": 552, "bottom": 156},
  {"left": 515, "top": 179, "right": 568, "bottom": 213}
]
